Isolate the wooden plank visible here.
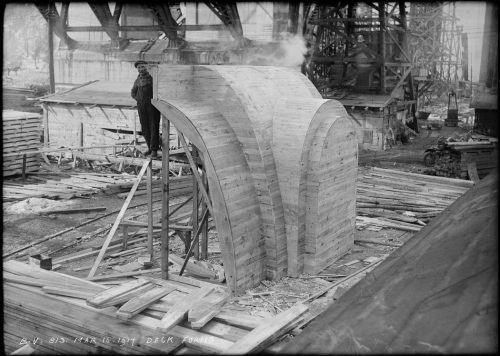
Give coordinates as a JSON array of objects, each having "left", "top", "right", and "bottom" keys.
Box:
[
  {"left": 178, "top": 132, "right": 214, "bottom": 217},
  {"left": 170, "top": 253, "right": 217, "bottom": 279},
  {"left": 188, "top": 293, "right": 229, "bottom": 329},
  {"left": 158, "top": 286, "right": 215, "bottom": 333},
  {"left": 86, "top": 278, "right": 152, "bottom": 308},
  {"left": 41, "top": 286, "right": 96, "bottom": 299},
  {"left": 40, "top": 206, "right": 107, "bottom": 215},
  {"left": 88, "top": 268, "right": 162, "bottom": 281},
  {"left": 4, "top": 283, "right": 183, "bottom": 354},
  {"left": 116, "top": 285, "right": 176, "bottom": 320},
  {"left": 87, "top": 159, "right": 150, "bottom": 278},
  {"left": 223, "top": 303, "right": 309, "bottom": 354}
]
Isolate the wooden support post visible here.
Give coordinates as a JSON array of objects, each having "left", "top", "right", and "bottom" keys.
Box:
[
  {"left": 178, "top": 132, "right": 214, "bottom": 217},
  {"left": 192, "top": 146, "right": 200, "bottom": 259},
  {"left": 87, "top": 159, "right": 151, "bottom": 278},
  {"left": 43, "top": 103, "right": 49, "bottom": 145},
  {"left": 22, "top": 154, "right": 27, "bottom": 180},
  {"left": 147, "top": 159, "right": 153, "bottom": 258},
  {"left": 179, "top": 208, "right": 209, "bottom": 276},
  {"left": 379, "top": 2, "right": 386, "bottom": 93},
  {"left": 48, "top": 17, "right": 55, "bottom": 94},
  {"left": 79, "top": 122, "right": 84, "bottom": 148},
  {"left": 161, "top": 117, "right": 170, "bottom": 279},
  {"left": 201, "top": 171, "right": 209, "bottom": 260}
]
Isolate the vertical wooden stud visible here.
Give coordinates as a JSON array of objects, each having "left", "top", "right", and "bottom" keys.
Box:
[
  {"left": 147, "top": 159, "right": 153, "bottom": 258},
  {"left": 192, "top": 146, "right": 199, "bottom": 259},
  {"left": 161, "top": 117, "right": 170, "bottom": 279}
]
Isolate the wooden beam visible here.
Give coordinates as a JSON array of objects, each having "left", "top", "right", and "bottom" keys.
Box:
[
  {"left": 161, "top": 118, "right": 170, "bottom": 279},
  {"left": 147, "top": 160, "right": 153, "bottom": 257},
  {"left": 192, "top": 146, "right": 199, "bottom": 259},
  {"left": 87, "top": 160, "right": 151, "bottom": 278},
  {"left": 116, "top": 285, "right": 176, "bottom": 320},
  {"left": 179, "top": 208, "right": 209, "bottom": 276},
  {"left": 178, "top": 133, "right": 214, "bottom": 217},
  {"left": 157, "top": 286, "right": 215, "bottom": 333}
]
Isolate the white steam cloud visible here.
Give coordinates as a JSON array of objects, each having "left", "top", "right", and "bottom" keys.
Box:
[{"left": 242, "top": 33, "right": 308, "bottom": 68}]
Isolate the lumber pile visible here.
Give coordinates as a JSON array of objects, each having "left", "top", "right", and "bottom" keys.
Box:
[
  {"left": 3, "top": 110, "right": 43, "bottom": 177},
  {"left": 3, "top": 260, "right": 309, "bottom": 355},
  {"left": 2, "top": 172, "right": 140, "bottom": 201},
  {"left": 356, "top": 167, "right": 474, "bottom": 231},
  {"left": 282, "top": 169, "right": 498, "bottom": 354},
  {"left": 450, "top": 142, "right": 498, "bottom": 179},
  {"left": 153, "top": 64, "right": 357, "bottom": 293},
  {"left": 430, "top": 142, "right": 498, "bottom": 179}
]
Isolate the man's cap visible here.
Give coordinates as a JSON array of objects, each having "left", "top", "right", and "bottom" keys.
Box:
[{"left": 134, "top": 60, "right": 148, "bottom": 68}]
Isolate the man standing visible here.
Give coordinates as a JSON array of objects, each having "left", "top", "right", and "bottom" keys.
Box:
[{"left": 131, "top": 60, "right": 161, "bottom": 158}]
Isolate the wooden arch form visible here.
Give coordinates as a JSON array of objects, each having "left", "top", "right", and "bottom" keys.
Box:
[{"left": 152, "top": 65, "right": 358, "bottom": 294}]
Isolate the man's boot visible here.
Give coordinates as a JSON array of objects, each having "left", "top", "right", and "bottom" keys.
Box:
[
  {"left": 151, "top": 151, "right": 158, "bottom": 158},
  {"left": 144, "top": 149, "right": 152, "bottom": 156}
]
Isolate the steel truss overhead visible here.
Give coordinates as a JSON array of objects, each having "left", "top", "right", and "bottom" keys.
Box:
[
  {"left": 408, "top": 2, "right": 466, "bottom": 98},
  {"left": 303, "top": 1, "right": 414, "bottom": 99},
  {"left": 203, "top": 2, "right": 250, "bottom": 47},
  {"left": 146, "top": 3, "right": 182, "bottom": 46},
  {"left": 35, "top": 2, "right": 79, "bottom": 50},
  {"left": 88, "top": 2, "right": 128, "bottom": 48}
]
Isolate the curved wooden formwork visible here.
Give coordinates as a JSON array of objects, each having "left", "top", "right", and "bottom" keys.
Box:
[{"left": 152, "top": 65, "right": 358, "bottom": 293}]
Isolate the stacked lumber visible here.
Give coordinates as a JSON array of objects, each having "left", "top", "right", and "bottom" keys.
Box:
[
  {"left": 283, "top": 169, "right": 498, "bottom": 354},
  {"left": 356, "top": 167, "right": 474, "bottom": 231},
  {"left": 2, "top": 172, "right": 140, "bottom": 201},
  {"left": 3, "top": 110, "right": 43, "bottom": 177},
  {"left": 3, "top": 260, "right": 309, "bottom": 355},
  {"left": 153, "top": 64, "right": 357, "bottom": 293},
  {"left": 449, "top": 142, "right": 498, "bottom": 179}
]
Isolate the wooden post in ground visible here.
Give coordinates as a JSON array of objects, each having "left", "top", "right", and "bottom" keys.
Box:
[
  {"left": 147, "top": 159, "right": 153, "bottom": 258},
  {"left": 161, "top": 117, "right": 170, "bottom": 279}
]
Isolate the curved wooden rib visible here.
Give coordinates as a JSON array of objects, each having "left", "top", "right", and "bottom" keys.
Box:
[
  {"left": 274, "top": 98, "right": 358, "bottom": 275},
  {"left": 152, "top": 99, "right": 265, "bottom": 293},
  {"left": 304, "top": 101, "right": 358, "bottom": 274}
]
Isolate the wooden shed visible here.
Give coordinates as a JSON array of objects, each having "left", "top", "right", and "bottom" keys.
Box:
[
  {"left": 340, "top": 93, "right": 415, "bottom": 151},
  {"left": 152, "top": 65, "right": 358, "bottom": 294},
  {"left": 39, "top": 80, "right": 166, "bottom": 155}
]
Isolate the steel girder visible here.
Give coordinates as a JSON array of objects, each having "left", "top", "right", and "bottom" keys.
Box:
[
  {"left": 88, "top": 3, "right": 121, "bottom": 42},
  {"left": 146, "top": 3, "right": 181, "bottom": 44},
  {"left": 203, "top": 2, "right": 250, "bottom": 47},
  {"left": 35, "top": 2, "right": 79, "bottom": 50}
]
